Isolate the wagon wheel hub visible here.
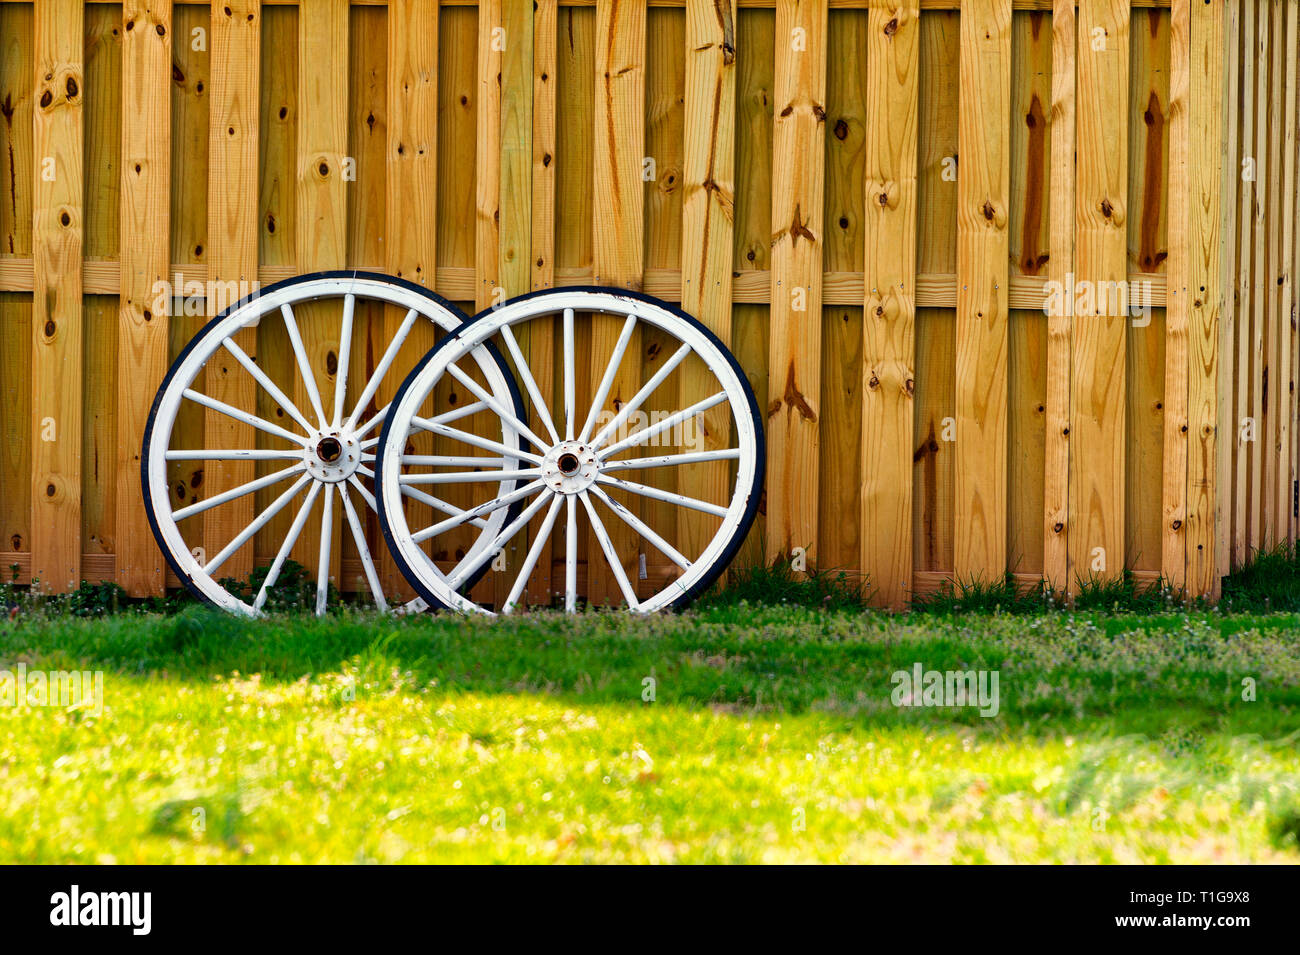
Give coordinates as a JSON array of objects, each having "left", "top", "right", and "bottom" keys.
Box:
[
  {"left": 542, "top": 442, "right": 598, "bottom": 494},
  {"left": 305, "top": 431, "right": 361, "bottom": 484}
]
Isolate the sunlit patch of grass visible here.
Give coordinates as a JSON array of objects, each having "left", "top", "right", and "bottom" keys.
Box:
[{"left": 1, "top": 608, "right": 1298, "bottom": 862}]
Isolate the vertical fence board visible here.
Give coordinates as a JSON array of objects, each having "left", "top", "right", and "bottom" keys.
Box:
[
  {"left": 117, "top": 0, "right": 172, "bottom": 595},
  {"left": 1215, "top": 0, "right": 1238, "bottom": 577},
  {"left": 1247, "top": 1, "right": 1266, "bottom": 557},
  {"left": 1271, "top": 0, "right": 1294, "bottom": 551},
  {"left": 954, "top": 0, "right": 1011, "bottom": 583},
  {"left": 31, "top": 0, "right": 85, "bottom": 592},
  {"left": 1007, "top": 10, "right": 1050, "bottom": 578},
  {"left": 861, "top": 2, "right": 918, "bottom": 607},
  {"left": 679, "top": 0, "right": 736, "bottom": 567},
  {"left": 1260, "top": 0, "right": 1282, "bottom": 550},
  {"left": 1231, "top": 0, "right": 1253, "bottom": 567},
  {"left": 1185, "top": 0, "right": 1223, "bottom": 595},
  {"left": 1284, "top": 0, "right": 1294, "bottom": 548},
  {"left": 914, "top": 10, "right": 958, "bottom": 580},
  {"left": 1125, "top": 8, "right": 1167, "bottom": 575},
  {"left": 290, "top": 0, "right": 347, "bottom": 584},
  {"left": 203, "top": 0, "right": 260, "bottom": 583},
  {"left": 500, "top": 0, "right": 538, "bottom": 604},
  {"left": 731, "top": 7, "right": 772, "bottom": 569},
  {"left": 588, "top": 0, "right": 645, "bottom": 603},
  {"left": 527, "top": 0, "right": 557, "bottom": 602},
  {"left": 1159, "top": 0, "right": 1187, "bottom": 585},
  {"left": 1069, "top": 0, "right": 1128, "bottom": 589},
  {"left": 766, "top": 0, "right": 825, "bottom": 568},
  {"left": 1044, "top": 0, "right": 1073, "bottom": 591},
  {"left": 1, "top": 2, "right": 34, "bottom": 262},
  {"left": 82, "top": 10, "right": 121, "bottom": 573},
  {"left": 818, "top": 10, "right": 863, "bottom": 576},
  {"left": 342, "top": 2, "right": 386, "bottom": 592}
]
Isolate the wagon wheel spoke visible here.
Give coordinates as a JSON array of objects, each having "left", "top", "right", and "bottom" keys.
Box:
[
  {"left": 182, "top": 388, "right": 308, "bottom": 447},
  {"left": 205, "top": 474, "right": 313, "bottom": 576},
  {"left": 315, "top": 484, "right": 335, "bottom": 616},
  {"left": 254, "top": 481, "right": 322, "bottom": 611},
  {"left": 599, "top": 448, "right": 742, "bottom": 472},
  {"left": 594, "top": 474, "right": 729, "bottom": 517},
  {"left": 588, "top": 342, "right": 692, "bottom": 451},
  {"left": 445, "top": 490, "right": 556, "bottom": 591},
  {"left": 588, "top": 484, "right": 691, "bottom": 571},
  {"left": 343, "top": 307, "right": 419, "bottom": 431},
  {"left": 598, "top": 391, "right": 729, "bottom": 461},
  {"left": 412, "top": 479, "right": 547, "bottom": 544},
  {"left": 340, "top": 482, "right": 388, "bottom": 612},
  {"left": 221, "top": 336, "right": 317, "bottom": 436},
  {"left": 501, "top": 494, "right": 564, "bottom": 614},
  {"left": 579, "top": 314, "right": 637, "bottom": 443},
  {"left": 332, "top": 294, "right": 355, "bottom": 429},
  {"left": 446, "top": 360, "right": 549, "bottom": 451},
  {"left": 499, "top": 322, "right": 561, "bottom": 446},
  {"left": 563, "top": 307, "right": 576, "bottom": 441},
  {"left": 564, "top": 494, "right": 578, "bottom": 612},
  {"left": 280, "top": 303, "right": 329, "bottom": 429},
  {"left": 580, "top": 490, "right": 640, "bottom": 609},
  {"left": 174, "top": 464, "right": 306, "bottom": 522},
  {"left": 399, "top": 468, "right": 543, "bottom": 486}
]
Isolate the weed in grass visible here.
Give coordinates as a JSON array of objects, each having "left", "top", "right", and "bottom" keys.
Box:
[
  {"left": 1269, "top": 806, "right": 1300, "bottom": 850},
  {"left": 698, "top": 561, "right": 869, "bottom": 611},
  {"left": 1222, "top": 542, "right": 1300, "bottom": 613}
]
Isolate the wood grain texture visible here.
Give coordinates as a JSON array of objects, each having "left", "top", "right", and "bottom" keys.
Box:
[
  {"left": 1214, "top": 0, "right": 1238, "bottom": 574},
  {"left": 954, "top": 0, "right": 1011, "bottom": 583},
  {"left": 1040, "top": 0, "right": 1071, "bottom": 589},
  {"left": 116, "top": 0, "right": 172, "bottom": 595},
  {"left": 1006, "top": 10, "right": 1049, "bottom": 578},
  {"left": 588, "top": 0, "right": 645, "bottom": 602},
  {"left": 1160, "top": 0, "right": 1188, "bottom": 587},
  {"left": 1247, "top": 0, "right": 1266, "bottom": 556},
  {"left": 765, "top": 0, "right": 825, "bottom": 566},
  {"left": 292, "top": 0, "right": 348, "bottom": 581},
  {"left": 913, "top": 10, "right": 958, "bottom": 578},
  {"left": 1068, "top": 0, "right": 1128, "bottom": 590},
  {"left": 525, "top": 0, "right": 557, "bottom": 603},
  {"left": 860, "top": 2, "right": 918, "bottom": 607},
  {"left": 679, "top": 0, "right": 736, "bottom": 566},
  {"left": 1185, "top": 0, "right": 1223, "bottom": 596},
  {"left": 31, "top": 0, "right": 85, "bottom": 593},
  {"left": 818, "top": 10, "right": 863, "bottom": 574},
  {"left": 203, "top": 0, "right": 261, "bottom": 582},
  {"left": 1231, "top": 0, "right": 1252, "bottom": 567}
]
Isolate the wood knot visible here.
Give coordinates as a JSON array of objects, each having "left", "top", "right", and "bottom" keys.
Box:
[
  {"left": 884, "top": 17, "right": 899, "bottom": 36},
  {"left": 982, "top": 200, "right": 995, "bottom": 221},
  {"left": 833, "top": 119, "right": 848, "bottom": 141},
  {"left": 1100, "top": 197, "right": 1114, "bottom": 218}
]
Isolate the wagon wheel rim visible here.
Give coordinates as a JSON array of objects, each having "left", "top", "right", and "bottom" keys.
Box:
[
  {"left": 376, "top": 288, "right": 765, "bottom": 615},
  {"left": 142, "top": 272, "right": 526, "bottom": 616}
]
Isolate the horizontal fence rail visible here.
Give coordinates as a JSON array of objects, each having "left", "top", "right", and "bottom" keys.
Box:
[{"left": 0, "top": 0, "right": 1289, "bottom": 606}]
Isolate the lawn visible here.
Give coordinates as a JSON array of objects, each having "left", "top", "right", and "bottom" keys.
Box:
[{"left": 1, "top": 603, "right": 1299, "bottom": 863}]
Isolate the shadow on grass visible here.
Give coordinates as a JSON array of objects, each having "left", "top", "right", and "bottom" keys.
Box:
[{"left": 3, "top": 604, "right": 1299, "bottom": 743}]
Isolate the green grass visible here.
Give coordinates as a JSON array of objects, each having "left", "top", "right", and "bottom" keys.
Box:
[{"left": 2, "top": 604, "right": 1298, "bottom": 863}]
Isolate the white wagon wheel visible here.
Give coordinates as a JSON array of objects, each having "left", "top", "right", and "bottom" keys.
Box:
[
  {"left": 375, "top": 287, "right": 765, "bottom": 614},
  {"left": 142, "top": 272, "right": 527, "bottom": 616}
]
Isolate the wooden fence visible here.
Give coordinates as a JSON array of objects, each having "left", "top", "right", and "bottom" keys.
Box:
[{"left": 0, "top": 0, "right": 1292, "bottom": 606}]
